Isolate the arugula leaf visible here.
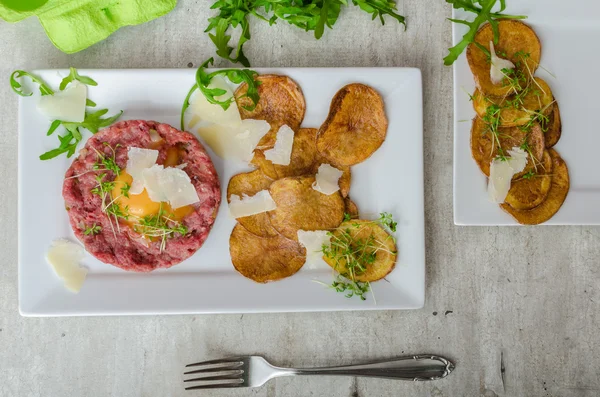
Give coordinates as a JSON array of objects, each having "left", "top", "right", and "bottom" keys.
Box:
[
  {"left": 59, "top": 67, "right": 98, "bottom": 90},
  {"left": 206, "top": 0, "right": 405, "bottom": 66},
  {"left": 444, "top": 0, "right": 526, "bottom": 66},
  {"left": 10, "top": 70, "right": 54, "bottom": 97},
  {"left": 180, "top": 57, "right": 260, "bottom": 130},
  {"left": 39, "top": 108, "right": 122, "bottom": 160}
]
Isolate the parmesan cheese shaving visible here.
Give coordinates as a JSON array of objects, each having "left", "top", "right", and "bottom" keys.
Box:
[
  {"left": 196, "top": 119, "right": 271, "bottom": 163},
  {"left": 229, "top": 190, "right": 277, "bottom": 218},
  {"left": 46, "top": 239, "right": 87, "bottom": 293},
  {"left": 312, "top": 164, "right": 343, "bottom": 195},
  {"left": 264, "top": 124, "right": 294, "bottom": 165},
  {"left": 126, "top": 147, "right": 159, "bottom": 195},
  {"left": 297, "top": 230, "right": 331, "bottom": 270},
  {"left": 140, "top": 165, "right": 200, "bottom": 208},
  {"left": 37, "top": 81, "right": 86, "bottom": 123},
  {"left": 490, "top": 41, "right": 515, "bottom": 85},
  {"left": 488, "top": 147, "right": 528, "bottom": 203},
  {"left": 141, "top": 164, "right": 169, "bottom": 202},
  {"left": 186, "top": 76, "right": 241, "bottom": 127},
  {"left": 157, "top": 167, "right": 200, "bottom": 209}
]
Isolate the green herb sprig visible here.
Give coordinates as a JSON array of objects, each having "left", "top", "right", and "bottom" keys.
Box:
[
  {"left": 9, "top": 68, "right": 122, "bottom": 161},
  {"left": 84, "top": 223, "right": 102, "bottom": 236},
  {"left": 180, "top": 58, "right": 261, "bottom": 130},
  {"left": 322, "top": 212, "right": 398, "bottom": 301},
  {"left": 134, "top": 204, "right": 189, "bottom": 252},
  {"left": 206, "top": 0, "right": 405, "bottom": 67},
  {"left": 445, "top": 0, "right": 526, "bottom": 66}
]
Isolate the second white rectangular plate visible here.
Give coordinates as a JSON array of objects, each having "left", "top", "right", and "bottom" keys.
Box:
[
  {"left": 453, "top": 1, "right": 600, "bottom": 225},
  {"left": 19, "top": 68, "right": 424, "bottom": 316}
]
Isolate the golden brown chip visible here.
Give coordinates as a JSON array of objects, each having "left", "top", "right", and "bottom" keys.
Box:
[
  {"left": 227, "top": 170, "right": 279, "bottom": 237},
  {"left": 316, "top": 83, "right": 388, "bottom": 166},
  {"left": 229, "top": 223, "right": 306, "bottom": 283},
  {"left": 251, "top": 128, "right": 319, "bottom": 179},
  {"left": 467, "top": 20, "right": 542, "bottom": 98},
  {"left": 323, "top": 220, "right": 397, "bottom": 282},
  {"left": 344, "top": 198, "right": 359, "bottom": 219},
  {"left": 235, "top": 75, "right": 305, "bottom": 150},
  {"left": 543, "top": 103, "right": 562, "bottom": 148},
  {"left": 472, "top": 78, "right": 554, "bottom": 127},
  {"left": 312, "top": 154, "right": 351, "bottom": 198},
  {"left": 268, "top": 176, "right": 345, "bottom": 241},
  {"left": 505, "top": 151, "right": 553, "bottom": 210},
  {"left": 501, "top": 149, "right": 569, "bottom": 225},
  {"left": 470, "top": 117, "right": 545, "bottom": 178}
]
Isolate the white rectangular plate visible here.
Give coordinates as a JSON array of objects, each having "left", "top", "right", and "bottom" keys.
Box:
[
  {"left": 19, "top": 68, "right": 424, "bottom": 316},
  {"left": 453, "top": 1, "right": 600, "bottom": 225}
]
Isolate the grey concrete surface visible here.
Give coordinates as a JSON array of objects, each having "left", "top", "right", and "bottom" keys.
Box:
[{"left": 1, "top": 1, "right": 599, "bottom": 396}]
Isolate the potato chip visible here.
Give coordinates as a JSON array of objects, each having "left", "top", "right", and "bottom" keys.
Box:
[
  {"left": 543, "top": 103, "right": 562, "bottom": 148},
  {"left": 344, "top": 198, "right": 359, "bottom": 219},
  {"left": 470, "top": 117, "right": 545, "bottom": 178},
  {"left": 472, "top": 78, "right": 554, "bottom": 127},
  {"left": 467, "top": 20, "right": 542, "bottom": 98},
  {"left": 505, "top": 151, "right": 553, "bottom": 210},
  {"left": 235, "top": 75, "right": 305, "bottom": 150},
  {"left": 323, "top": 220, "right": 396, "bottom": 282},
  {"left": 251, "top": 128, "right": 319, "bottom": 179},
  {"left": 316, "top": 83, "right": 388, "bottom": 166},
  {"left": 268, "top": 176, "right": 345, "bottom": 241},
  {"left": 230, "top": 223, "right": 306, "bottom": 283},
  {"left": 227, "top": 170, "right": 278, "bottom": 237},
  {"left": 501, "top": 149, "right": 569, "bottom": 225}
]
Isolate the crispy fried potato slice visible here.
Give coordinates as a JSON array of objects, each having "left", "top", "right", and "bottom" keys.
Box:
[
  {"left": 251, "top": 128, "right": 319, "bottom": 179},
  {"left": 470, "top": 117, "right": 545, "bottom": 178},
  {"left": 312, "top": 154, "right": 351, "bottom": 198},
  {"left": 501, "top": 149, "right": 569, "bottom": 225},
  {"left": 316, "top": 83, "right": 388, "bottom": 166},
  {"left": 268, "top": 176, "right": 345, "bottom": 241},
  {"left": 235, "top": 75, "right": 306, "bottom": 150},
  {"left": 230, "top": 223, "right": 306, "bottom": 283},
  {"left": 472, "top": 78, "right": 554, "bottom": 127},
  {"left": 344, "top": 198, "right": 359, "bottom": 219},
  {"left": 227, "top": 170, "right": 279, "bottom": 237},
  {"left": 543, "top": 103, "right": 562, "bottom": 148},
  {"left": 505, "top": 151, "right": 553, "bottom": 210},
  {"left": 323, "top": 220, "right": 396, "bottom": 282},
  {"left": 467, "top": 20, "right": 541, "bottom": 98}
]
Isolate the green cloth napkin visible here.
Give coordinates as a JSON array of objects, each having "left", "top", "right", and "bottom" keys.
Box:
[{"left": 0, "top": 0, "right": 177, "bottom": 53}]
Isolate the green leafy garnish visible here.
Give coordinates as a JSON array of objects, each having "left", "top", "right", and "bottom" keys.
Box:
[
  {"left": 206, "top": 0, "right": 405, "bottom": 66},
  {"left": 322, "top": 212, "right": 398, "bottom": 301},
  {"left": 10, "top": 70, "right": 54, "bottom": 96},
  {"left": 84, "top": 223, "right": 102, "bottom": 236},
  {"left": 120, "top": 182, "right": 131, "bottom": 198},
  {"left": 39, "top": 109, "right": 123, "bottom": 160},
  {"left": 180, "top": 57, "right": 260, "bottom": 130},
  {"left": 522, "top": 170, "right": 535, "bottom": 180},
  {"left": 59, "top": 67, "right": 98, "bottom": 90},
  {"left": 10, "top": 68, "right": 122, "bottom": 161},
  {"left": 134, "top": 204, "right": 189, "bottom": 252},
  {"left": 444, "top": 0, "right": 526, "bottom": 66}
]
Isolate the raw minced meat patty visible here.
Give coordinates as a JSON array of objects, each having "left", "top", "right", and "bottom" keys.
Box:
[{"left": 63, "top": 120, "right": 221, "bottom": 272}]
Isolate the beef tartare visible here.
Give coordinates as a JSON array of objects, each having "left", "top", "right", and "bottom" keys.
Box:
[{"left": 63, "top": 120, "right": 221, "bottom": 272}]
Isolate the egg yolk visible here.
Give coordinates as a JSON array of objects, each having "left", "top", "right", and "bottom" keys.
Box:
[{"left": 111, "top": 171, "right": 193, "bottom": 225}]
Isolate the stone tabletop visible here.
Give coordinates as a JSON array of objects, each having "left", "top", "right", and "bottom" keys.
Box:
[{"left": 1, "top": 1, "right": 599, "bottom": 396}]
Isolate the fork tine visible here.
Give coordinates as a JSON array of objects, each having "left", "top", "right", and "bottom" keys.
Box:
[
  {"left": 184, "top": 365, "right": 244, "bottom": 375},
  {"left": 184, "top": 373, "right": 243, "bottom": 383},
  {"left": 186, "top": 358, "right": 243, "bottom": 368},
  {"left": 185, "top": 382, "right": 244, "bottom": 391}
]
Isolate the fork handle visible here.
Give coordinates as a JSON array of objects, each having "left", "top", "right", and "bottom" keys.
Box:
[{"left": 287, "top": 355, "right": 454, "bottom": 381}]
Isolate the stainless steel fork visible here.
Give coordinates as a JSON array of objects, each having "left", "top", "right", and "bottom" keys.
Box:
[{"left": 183, "top": 355, "right": 455, "bottom": 390}]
